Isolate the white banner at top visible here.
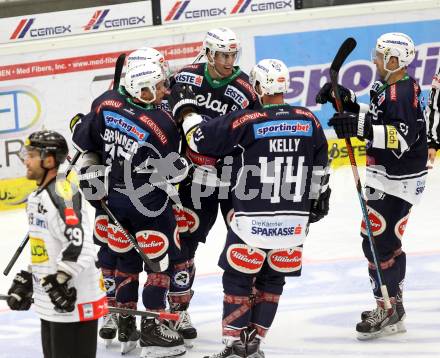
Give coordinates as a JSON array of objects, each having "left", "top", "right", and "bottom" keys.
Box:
[
  {"left": 0, "top": 1, "right": 153, "bottom": 44},
  {"left": 161, "top": 0, "right": 294, "bottom": 23}
]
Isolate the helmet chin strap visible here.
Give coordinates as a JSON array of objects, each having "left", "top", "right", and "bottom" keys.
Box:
[
  {"left": 383, "top": 57, "right": 403, "bottom": 82},
  {"left": 137, "top": 87, "right": 157, "bottom": 104}
]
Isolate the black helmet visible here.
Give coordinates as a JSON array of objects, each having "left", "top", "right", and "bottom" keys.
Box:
[{"left": 25, "top": 130, "right": 68, "bottom": 166}]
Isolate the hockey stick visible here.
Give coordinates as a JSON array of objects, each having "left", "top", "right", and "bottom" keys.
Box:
[
  {"left": 113, "top": 52, "right": 126, "bottom": 90},
  {"left": 0, "top": 294, "right": 179, "bottom": 320},
  {"left": 329, "top": 37, "right": 392, "bottom": 311},
  {"left": 108, "top": 306, "right": 179, "bottom": 321},
  {"left": 3, "top": 235, "right": 29, "bottom": 276},
  {"left": 99, "top": 199, "right": 167, "bottom": 273}
]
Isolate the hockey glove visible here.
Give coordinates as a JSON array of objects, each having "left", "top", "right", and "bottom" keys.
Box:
[
  {"left": 41, "top": 271, "right": 77, "bottom": 313},
  {"left": 7, "top": 270, "right": 33, "bottom": 311},
  {"left": 167, "top": 84, "right": 199, "bottom": 123},
  {"left": 78, "top": 153, "right": 107, "bottom": 210},
  {"left": 309, "top": 188, "right": 331, "bottom": 223},
  {"left": 316, "top": 83, "right": 360, "bottom": 113},
  {"left": 328, "top": 112, "right": 372, "bottom": 140},
  {"left": 69, "top": 113, "right": 84, "bottom": 133}
]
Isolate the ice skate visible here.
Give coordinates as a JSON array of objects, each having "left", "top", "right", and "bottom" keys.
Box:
[
  {"left": 361, "top": 300, "right": 406, "bottom": 321},
  {"left": 118, "top": 314, "right": 140, "bottom": 355},
  {"left": 140, "top": 317, "right": 186, "bottom": 357},
  {"left": 168, "top": 301, "right": 197, "bottom": 348},
  {"left": 99, "top": 312, "right": 118, "bottom": 347},
  {"left": 356, "top": 304, "right": 406, "bottom": 340},
  {"left": 203, "top": 339, "right": 264, "bottom": 358}
]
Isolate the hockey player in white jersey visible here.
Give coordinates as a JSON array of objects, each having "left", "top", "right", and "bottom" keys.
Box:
[{"left": 7, "top": 130, "right": 107, "bottom": 358}]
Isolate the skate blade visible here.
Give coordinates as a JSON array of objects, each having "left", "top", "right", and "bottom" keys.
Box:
[
  {"left": 140, "top": 344, "right": 186, "bottom": 358},
  {"left": 357, "top": 321, "right": 407, "bottom": 341},
  {"left": 104, "top": 338, "right": 113, "bottom": 348},
  {"left": 120, "top": 341, "right": 137, "bottom": 355},
  {"left": 183, "top": 338, "right": 194, "bottom": 348}
]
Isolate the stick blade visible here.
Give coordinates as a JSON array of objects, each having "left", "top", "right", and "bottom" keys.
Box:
[
  {"left": 113, "top": 53, "right": 126, "bottom": 90},
  {"left": 330, "top": 37, "right": 357, "bottom": 73}
]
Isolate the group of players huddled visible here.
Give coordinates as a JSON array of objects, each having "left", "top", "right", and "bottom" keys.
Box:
[{"left": 6, "top": 26, "right": 440, "bottom": 358}]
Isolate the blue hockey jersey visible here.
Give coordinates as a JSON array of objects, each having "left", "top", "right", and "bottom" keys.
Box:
[
  {"left": 72, "top": 87, "right": 181, "bottom": 206},
  {"left": 366, "top": 75, "right": 427, "bottom": 204},
  {"left": 182, "top": 104, "right": 328, "bottom": 249}
]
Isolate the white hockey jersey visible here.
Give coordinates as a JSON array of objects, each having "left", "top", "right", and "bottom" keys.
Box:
[{"left": 27, "top": 177, "right": 107, "bottom": 323}]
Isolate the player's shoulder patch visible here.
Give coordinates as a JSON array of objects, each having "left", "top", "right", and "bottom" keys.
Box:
[
  {"left": 234, "top": 74, "right": 257, "bottom": 102},
  {"left": 46, "top": 177, "right": 82, "bottom": 226},
  {"left": 231, "top": 111, "right": 268, "bottom": 130},
  {"left": 94, "top": 91, "right": 124, "bottom": 114},
  {"left": 138, "top": 113, "right": 169, "bottom": 145},
  {"left": 293, "top": 106, "right": 321, "bottom": 128}
]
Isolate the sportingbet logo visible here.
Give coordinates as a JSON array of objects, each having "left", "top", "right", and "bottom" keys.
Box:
[
  {"left": 254, "top": 120, "right": 312, "bottom": 138},
  {"left": 10, "top": 18, "right": 71, "bottom": 40},
  {"left": 165, "top": 1, "right": 226, "bottom": 21},
  {"left": 231, "top": 0, "right": 292, "bottom": 14},
  {"left": 83, "top": 9, "right": 145, "bottom": 31},
  {"left": 104, "top": 111, "right": 148, "bottom": 142}
]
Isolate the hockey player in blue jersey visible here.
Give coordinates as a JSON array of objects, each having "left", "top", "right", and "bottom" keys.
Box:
[
  {"left": 168, "top": 27, "right": 261, "bottom": 341},
  {"left": 72, "top": 61, "right": 188, "bottom": 357},
  {"left": 317, "top": 32, "right": 427, "bottom": 340},
  {"left": 169, "top": 58, "right": 330, "bottom": 357}
]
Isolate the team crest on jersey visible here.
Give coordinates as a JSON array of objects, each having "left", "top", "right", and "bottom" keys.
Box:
[
  {"left": 107, "top": 224, "right": 133, "bottom": 253},
  {"left": 226, "top": 244, "right": 266, "bottom": 274},
  {"left": 394, "top": 213, "right": 410, "bottom": 240},
  {"left": 254, "top": 120, "right": 312, "bottom": 138},
  {"left": 136, "top": 230, "right": 169, "bottom": 259},
  {"left": 224, "top": 85, "right": 249, "bottom": 109},
  {"left": 267, "top": 247, "right": 302, "bottom": 273},
  {"left": 30, "top": 237, "right": 48, "bottom": 264},
  {"left": 361, "top": 207, "right": 386, "bottom": 237},
  {"left": 104, "top": 111, "right": 148, "bottom": 142},
  {"left": 94, "top": 215, "right": 108, "bottom": 244},
  {"left": 183, "top": 207, "right": 200, "bottom": 233},
  {"left": 175, "top": 72, "right": 203, "bottom": 87}
]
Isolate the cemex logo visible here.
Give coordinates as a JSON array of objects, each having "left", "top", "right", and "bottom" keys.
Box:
[
  {"left": 83, "top": 9, "right": 145, "bottom": 31},
  {"left": 165, "top": 1, "right": 226, "bottom": 21},
  {"left": 10, "top": 18, "right": 71, "bottom": 40},
  {"left": 230, "top": 0, "right": 292, "bottom": 14}
]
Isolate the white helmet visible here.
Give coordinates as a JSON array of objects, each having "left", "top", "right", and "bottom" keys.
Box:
[
  {"left": 203, "top": 27, "right": 240, "bottom": 63},
  {"left": 375, "top": 32, "right": 415, "bottom": 76},
  {"left": 124, "top": 62, "right": 164, "bottom": 104},
  {"left": 250, "top": 59, "right": 290, "bottom": 98},
  {"left": 127, "top": 47, "right": 171, "bottom": 78}
]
